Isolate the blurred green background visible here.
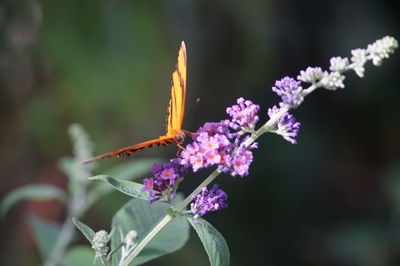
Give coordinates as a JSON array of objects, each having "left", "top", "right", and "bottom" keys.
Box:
[{"left": 1, "top": 0, "right": 400, "bottom": 265}]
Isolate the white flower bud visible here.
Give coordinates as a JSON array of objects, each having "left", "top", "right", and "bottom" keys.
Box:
[
  {"left": 367, "top": 36, "right": 399, "bottom": 66},
  {"left": 321, "top": 71, "right": 345, "bottom": 90},
  {"left": 125, "top": 230, "right": 138, "bottom": 247},
  {"left": 350, "top": 48, "right": 367, "bottom": 77},
  {"left": 92, "top": 230, "right": 109, "bottom": 259},
  {"left": 297, "top": 67, "right": 323, "bottom": 83},
  {"left": 329, "top": 56, "right": 349, "bottom": 72}
]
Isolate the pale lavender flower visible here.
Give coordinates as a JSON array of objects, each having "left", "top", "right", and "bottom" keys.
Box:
[
  {"left": 272, "top": 77, "right": 303, "bottom": 107},
  {"left": 226, "top": 97, "right": 260, "bottom": 131},
  {"left": 268, "top": 105, "right": 301, "bottom": 144},
  {"left": 191, "top": 184, "right": 228, "bottom": 223}
]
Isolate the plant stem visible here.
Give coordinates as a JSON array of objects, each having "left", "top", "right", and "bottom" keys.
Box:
[
  {"left": 44, "top": 215, "right": 75, "bottom": 266},
  {"left": 44, "top": 182, "right": 87, "bottom": 266},
  {"left": 176, "top": 169, "right": 222, "bottom": 212}
]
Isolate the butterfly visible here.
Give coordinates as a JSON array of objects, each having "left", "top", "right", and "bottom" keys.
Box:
[{"left": 84, "top": 41, "right": 189, "bottom": 164}]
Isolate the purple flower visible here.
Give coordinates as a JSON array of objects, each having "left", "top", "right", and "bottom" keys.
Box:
[
  {"left": 226, "top": 98, "right": 260, "bottom": 131},
  {"left": 204, "top": 150, "right": 221, "bottom": 166},
  {"left": 190, "top": 154, "right": 205, "bottom": 172},
  {"left": 229, "top": 145, "right": 254, "bottom": 177},
  {"left": 180, "top": 108, "right": 258, "bottom": 177},
  {"left": 143, "top": 158, "right": 187, "bottom": 202},
  {"left": 142, "top": 178, "right": 157, "bottom": 197},
  {"left": 195, "top": 120, "right": 231, "bottom": 139},
  {"left": 268, "top": 105, "right": 301, "bottom": 144},
  {"left": 272, "top": 77, "right": 303, "bottom": 107},
  {"left": 191, "top": 184, "right": 228, "bottom": 223}
]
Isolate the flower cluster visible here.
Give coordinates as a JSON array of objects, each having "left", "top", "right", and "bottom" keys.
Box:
[
  {"left": 268, "top": 105, "right": 301, "bottom": 144},
  {"left": 180, "top": 98, "right": 259, "bottom": 178},
  {"left": 297, "top": 36, "right": 398, "bottom": 89},
  {"left": 191, "top": 184, "right": 228, "bottom": 223},
  {"left": 142, "top": 158, "right": 187, "bottom": 202}
]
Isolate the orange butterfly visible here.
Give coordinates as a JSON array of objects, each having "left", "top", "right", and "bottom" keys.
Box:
[{"left": 84, "top": 41, "right": 189, "bottom": 164}]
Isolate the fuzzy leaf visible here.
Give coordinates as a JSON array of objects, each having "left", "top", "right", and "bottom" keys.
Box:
[
  {"left": 186, "top": 216, "right": 230, "bottom": 266},
  {"left": 89, "top": 175, "right": 152, "bottom": 201},
  {"left": 28, "top": 215, "right": 62, "bottom": 259},
  {"left": 86, "top": 159, "right": 160, "bottom": 208},
  {"left": 72, "top": 217, "right": 96, "bottom": 243},
  {"left": 1, "top": 184, "right": 67, "bottom": 217},
  {"left": 111, "top": 198, "right": 189, "bottom": 265}
]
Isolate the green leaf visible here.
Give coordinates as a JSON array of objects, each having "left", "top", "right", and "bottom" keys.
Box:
[
  {"left": 86, "top": 159, "right": 161, "bottom": 208},
  {"left": 72, "top": 217, "right": 96, "bottom": 243},
  {"left": 106, "top": 159, "right": 162, "bottom": 180},
  {"left": 89, "top": 175, "right": 152, "bottom": 201},
  {"left": 186, "top": 216, "right": 230, "bottom": 266},
  {"left": 28, "top": 215, "right": 62, "bottom": 260},
  {"left": 111, "top": 198, "right": 190, "bottom": 265},
  {"left": 63, "top": 246, "right": 103, "bottom": 266},
  {"left": 1, "top": 184, "right": 67, "bottom": 217}
]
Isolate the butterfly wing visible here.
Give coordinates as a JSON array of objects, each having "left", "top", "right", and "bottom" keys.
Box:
[
  {"left": 166, "top": 41, "right": 187, "bottom": 137},
  {"left": 84, "top": 42, "right": 187, "bottom": 164},
  {"left": 83, "top": 136, "right": 174, "bottom": 164}
]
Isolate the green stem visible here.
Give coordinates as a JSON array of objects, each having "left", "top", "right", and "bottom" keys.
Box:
[
  {"left": 44, "top": 181, "right": 87, "bottom": 266},
  {"left": 176, "top": 169, "right": 221, "bottom": 212}
]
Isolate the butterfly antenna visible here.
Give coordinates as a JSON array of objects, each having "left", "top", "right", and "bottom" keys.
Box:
[{"left": 184, "top": 97, "right": 201, "bottom": 132}]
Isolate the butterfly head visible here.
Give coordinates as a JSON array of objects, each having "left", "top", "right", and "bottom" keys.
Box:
[{"left": 175, "top": 132, "right": 186, "bottom": 144}]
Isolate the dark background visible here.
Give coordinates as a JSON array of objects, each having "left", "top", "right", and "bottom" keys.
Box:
[{"left": 1, "top": 0, "right": 400, "bottom": 265}]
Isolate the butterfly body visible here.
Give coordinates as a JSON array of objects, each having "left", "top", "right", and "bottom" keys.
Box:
[{"left": 83, "top": 41, "right": 188, "bottom": 164}]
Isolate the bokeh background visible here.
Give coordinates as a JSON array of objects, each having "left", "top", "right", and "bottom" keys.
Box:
[{"left": 1, "top": 0, "right": 400, "bottom": 265}]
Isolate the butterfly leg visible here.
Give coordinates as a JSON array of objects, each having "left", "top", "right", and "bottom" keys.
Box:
[{"left": 176, "top": 143, "right": 186, "bottom": 156}]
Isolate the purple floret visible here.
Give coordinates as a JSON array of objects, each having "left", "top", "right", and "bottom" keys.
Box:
[
  {"left": 272, "top": 76, "right": 303, "bottom": 107},
  {"left": 226, "top": 97, "right": 260, "bottom": 131},
  {"left": 191, "top": 184, "right": 228, "bottom": 223}
]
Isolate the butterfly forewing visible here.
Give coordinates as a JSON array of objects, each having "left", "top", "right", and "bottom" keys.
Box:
[
  {"left": 167, "top": 41, "right": 187, "bottom": 136},
  {"left": 83, "top": 41, "right": 188, "bottom": 164}
]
